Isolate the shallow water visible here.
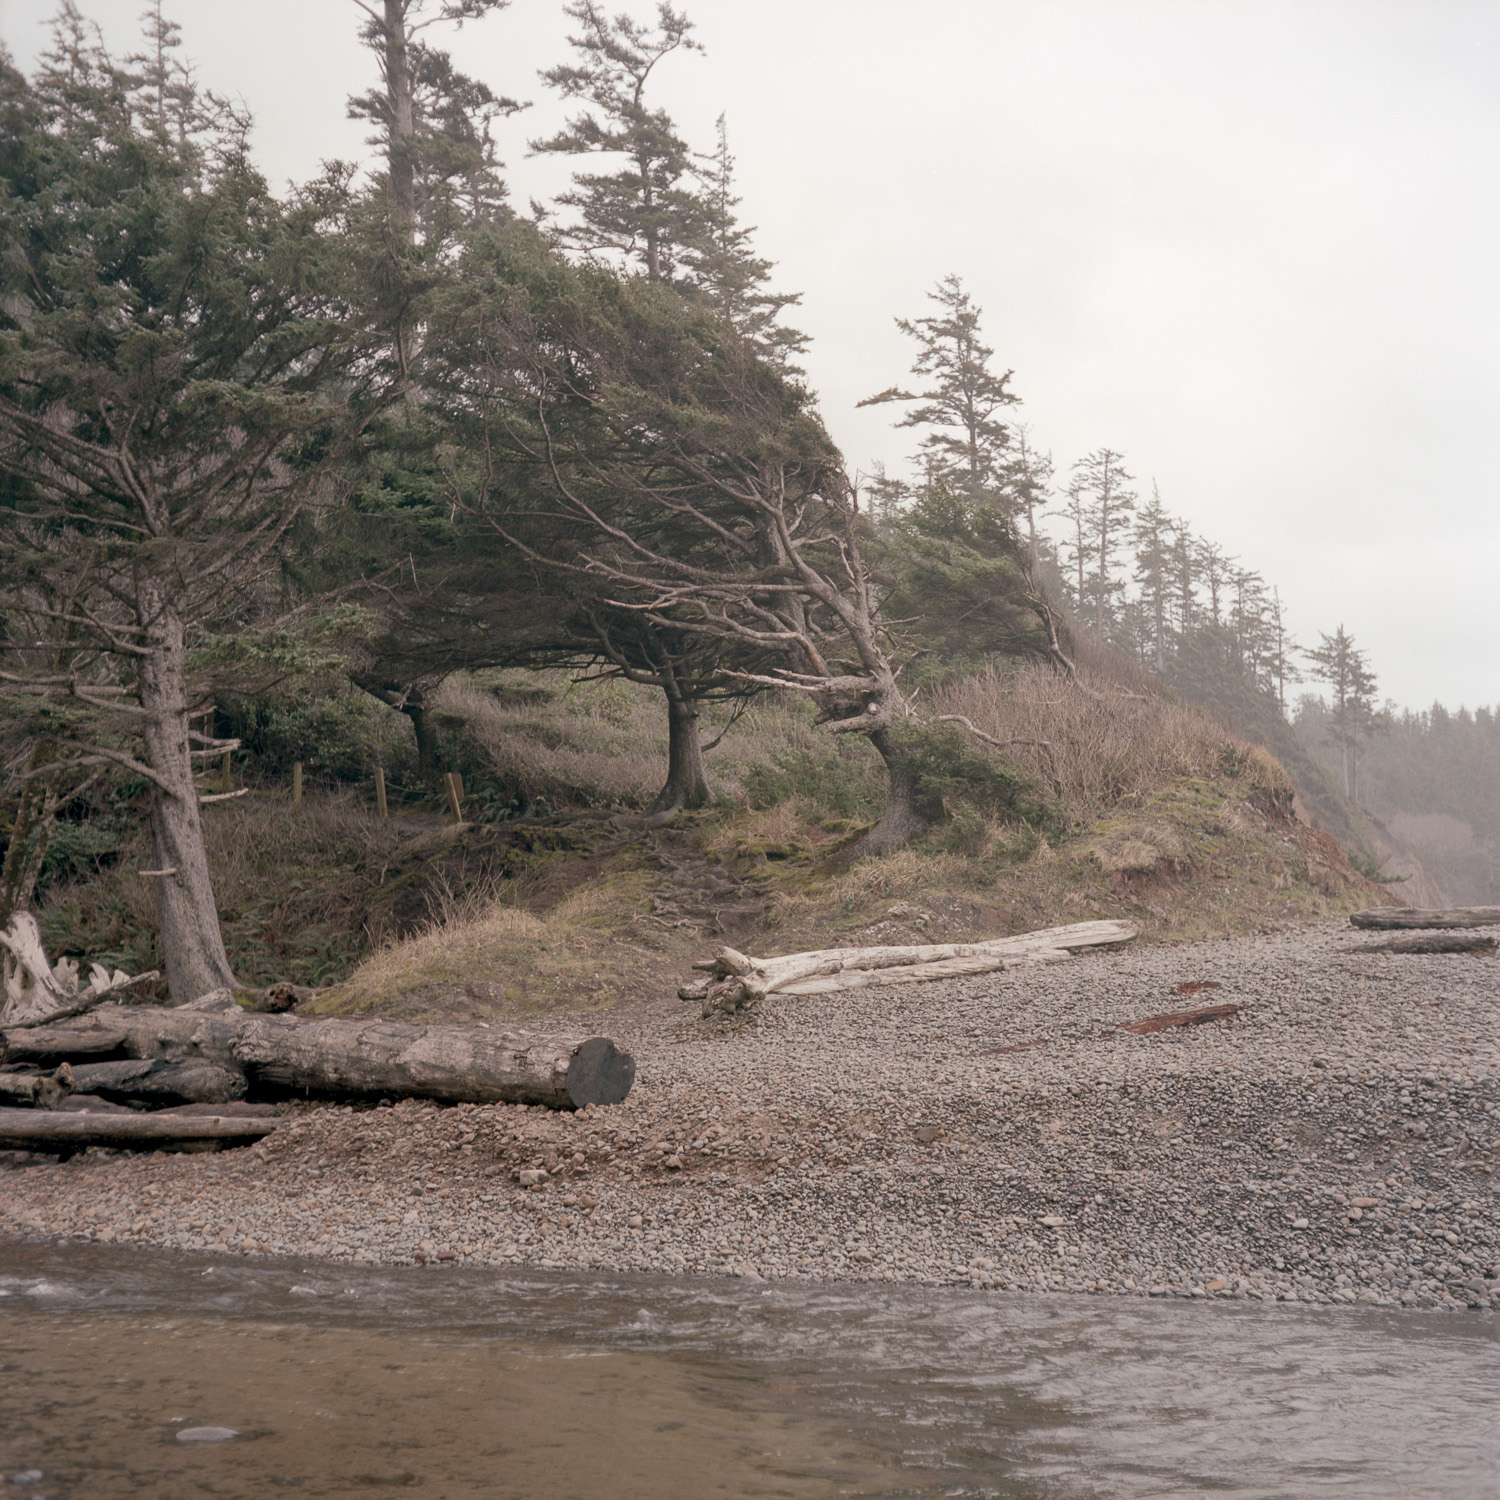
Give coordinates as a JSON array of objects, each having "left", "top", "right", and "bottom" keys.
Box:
[{"left": 0, "top": 1244, "right": 1495, "bottom": 1499}]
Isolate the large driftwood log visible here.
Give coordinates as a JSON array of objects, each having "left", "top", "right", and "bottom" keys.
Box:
[
  {"left": 67, "top": 1058, "right": 248, "bottom": 1105},
  {"left": 1, "top": 1026, "right": 126, "bottom": 1064},
  {"left": 1349, "top": 906, "right": 1500, "bottom": 930},
  {"left": 75, "top": 1002, "right": 634, "bottom": 1109},
  {"left": 1355, "top": 933, "right": 1497, "bottom": 955},
  {"left": 685, "top": 919, "right": 1140, "bottom": 1017},
  {"left": 0, "top": 1106, "right": 276, "bottom": 1153}
]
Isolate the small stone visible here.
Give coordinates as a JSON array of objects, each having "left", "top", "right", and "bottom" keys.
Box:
[
  {"left": 627, "top": 1214, "right": 643, "bottom": 1229},
  {"left": 1292, "top": 1218, "right": 1309, "bottom": 1229},
  {"left": 1039, "top": 1215, "right": 1067, "bottom": 1227},
  {"left": 1205, "top": 1278, "right": 1226, "bottom": 1292}
]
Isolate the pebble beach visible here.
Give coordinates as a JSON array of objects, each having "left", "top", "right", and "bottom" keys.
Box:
[{"left": 3, "top": 918, "right": 1496, "bottom": 1312}]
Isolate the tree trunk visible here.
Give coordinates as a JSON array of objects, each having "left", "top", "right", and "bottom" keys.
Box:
[
  {"left": 825, "top": 727, "right": 940, "bottom": 866},
  {"left": 351, "top": 674, "right": 439, "bottom": 779},
  {"left": 71, "top": 1003, "right": 635, "bottom": 1110},
  {"left": 138, "top": 602, "right": 236, "bottom": 1004},
  {"left": 649, "top": 690, "right": 711, "bottom": 813},
  {"left": 384, "top": 0, "right": 417, "bottom": 234}
]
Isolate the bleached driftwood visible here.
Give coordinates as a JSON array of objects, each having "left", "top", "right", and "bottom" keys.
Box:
[
  {"left": 684, "top": 919, "right": 1140, "bottom": 1017},
  {"left": 0, "top": 912, "right": 159, "bottom": 1028}
]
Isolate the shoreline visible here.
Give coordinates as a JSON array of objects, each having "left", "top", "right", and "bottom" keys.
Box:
[{"left": 3, "top": 920, "right": 1496, "bottom": 1312}]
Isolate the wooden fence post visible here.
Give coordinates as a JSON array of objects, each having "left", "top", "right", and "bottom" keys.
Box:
[
  {"left": 292, "top": 762, "right": 303, "bottom": 809},
  {"left": 375, "top": 767, "right": 388, "bottom": 820}
]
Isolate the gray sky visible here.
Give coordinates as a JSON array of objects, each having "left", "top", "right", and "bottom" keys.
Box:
[{"left": 5, "top": 0, "right": 1497, "bottom": 711}]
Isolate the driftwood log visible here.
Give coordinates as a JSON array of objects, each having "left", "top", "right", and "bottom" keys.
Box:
[
  {"left": 1349, "top": 907, "right": 1500, "bottom": 931},
  {"left": 684, "top": 919, "right": 1140, "bottom": 1017},
  {"left": 1355, "top": 933, "right": 1497, "bottom": 956},
  {"left": 0, "top": 1106, "right": 277, "bottom": 1154},
  {"left": 1, "top": 1026, "right": 126, "bottom": 1064},
  {"left": 15, "top": 1000, "right": 634, "bottom": 1110}
]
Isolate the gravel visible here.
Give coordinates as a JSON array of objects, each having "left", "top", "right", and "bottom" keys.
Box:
[{"left": 3, "top": 918, "right": 1496, "bottom": 1312}]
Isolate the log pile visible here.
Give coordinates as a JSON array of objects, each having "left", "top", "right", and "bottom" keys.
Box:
[
  {"left": 0, "top": 915, "right": 636, "bottom": 1154},
  {"left": 681, "top": 919, "right": 1140, "bottom": 1017}
]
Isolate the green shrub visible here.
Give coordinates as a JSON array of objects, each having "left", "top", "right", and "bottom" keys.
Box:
[
  {"left": 743, "top": 746, "right": 885, "bottom": 819},
  {"left": 221, "top": 690, "right": 415, "bottom": 785}
]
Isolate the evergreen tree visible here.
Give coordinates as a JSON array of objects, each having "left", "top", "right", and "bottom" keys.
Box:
[
  {"left": 0, "top": 12, "right": 416, "bottom": 998},
  {"left": 349, "top": 0, "right": 523, "bottom": 236},
  {"left": 682, "top": 114, "right": 804, "bottom": 360},
  {"left": 1304, "top": 625, "right": 1382, "bottom": 801},
  {"left": 532, "top": 0, "right": 704, "bottom": 282},
  {"left": 1131, "top": 482, "right": 1173, "bottom": 672},
  {"left": 1005, "top": 425, "right": 1053, "bottom": 558},
  {"left": 1065, "top": 447, "right": 1136, "bottom": 633},
  {"left": 860, "top": 275, "right": 1019, "bottom": 511}
]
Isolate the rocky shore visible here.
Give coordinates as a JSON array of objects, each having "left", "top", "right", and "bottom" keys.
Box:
[{"left": 3, "top": 919, "right": 1496, "bottom": 1312}]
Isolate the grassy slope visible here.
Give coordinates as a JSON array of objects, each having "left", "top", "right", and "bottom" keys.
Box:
[{"left": 34, "top": 655, "right": 1379, "bottom": 1025}]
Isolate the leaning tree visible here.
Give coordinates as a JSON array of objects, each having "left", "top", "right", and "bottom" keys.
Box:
[
  {"left": 425, "top": 237, "right": 1035, "bottom": 854},
  {"left": 0, "top": 19, "right": 417, "bottom": 999}
]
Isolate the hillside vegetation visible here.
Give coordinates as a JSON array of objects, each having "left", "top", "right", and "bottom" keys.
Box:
[{"left": 32, "top": 641, "right": 1377, "bottom": 1025}]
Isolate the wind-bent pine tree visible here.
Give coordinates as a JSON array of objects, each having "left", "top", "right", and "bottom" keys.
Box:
[
  {"left": 0, "top": 15, "right": 414, "bottom": 999},
  {"left": 860, "top": 275, "right": 1019, "bottom": 511},
  {"left": 532, "top": 0, "right": 704, "bottom": 282}
]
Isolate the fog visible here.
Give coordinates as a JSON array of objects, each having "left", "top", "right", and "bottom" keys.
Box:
[{"left": 5, "top": 0, "right": 1496, "bottom": 709}]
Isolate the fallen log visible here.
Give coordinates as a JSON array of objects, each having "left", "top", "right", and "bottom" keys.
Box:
[
  {"left": 0, "top": 1064, "right": 72, "bottom": 1108},
  {"left": 1355, "top": 933, "right": 1497, "bottom": 956},
  {"left": 685, "top": 919, "right": 1140, "bottom": 1017},
  {"left": 1119, "top": 1002, "right": 1243, "bottom": 1034},
  {"left": 1349, "top": 906, "right": 1500, "bottom": 931},
  {"left": 85, "top": 1002, "right": 634, "bottom": 1109},
  {"left": 1, "top": 1026, "right": 127, "bottom": 1065},
  {"left": 0, "top": 1106, "right": 276, "bottom": 1154},
  {"left": 68, "top": 1058, "right": 248, "bottom": 1105}
]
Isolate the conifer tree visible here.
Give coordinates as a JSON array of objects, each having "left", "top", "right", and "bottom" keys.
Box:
[
  {"left": 860, "top": 275, "right": 1019, "bottom": 511},
  {"left": 532, "top": 1, "right": 704, "bottom": 281},
  {"left": 1131, "top": 482, "right": 1174, "bottom": 672},
  {"left": 1305, "top": 626, "right": 1382, "bottom": 800},
  {"left": 0, "top": 13, "right": 417, "bottom": 998},
  {"left": 349, "top": 0, "right": 523, "bottom": 235},
  {"left": 1065, "top": 447, "right": 1136, "bottom": 633},
  {"left": 683, "top": 114, "right": 804, "bottom": 360}
]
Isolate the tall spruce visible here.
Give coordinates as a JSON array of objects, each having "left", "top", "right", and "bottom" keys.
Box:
[
  {"left": 349, "top": 0, "right": 523, "bottom": 236},
  {"left": 533, "top": 1, "right": 703, "bottom": 281},
  {"left": 861, "top": 275, "right": 1019, "bottom": 511},
  {"left": 1064, "top": 447, "right": 1136, "bottom": 634},
  {"left": 1305, "top": 626, "right": 1382, "bottom": 801}
]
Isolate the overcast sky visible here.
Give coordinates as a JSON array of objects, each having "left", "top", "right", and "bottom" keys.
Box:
[{"left": 5, "top": 0, "right": 1498, "bottom": 711}]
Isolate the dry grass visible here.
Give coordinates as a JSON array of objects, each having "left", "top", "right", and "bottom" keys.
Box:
[{"left": 926, "top": 650, "right": 1242, "bottom": 824}]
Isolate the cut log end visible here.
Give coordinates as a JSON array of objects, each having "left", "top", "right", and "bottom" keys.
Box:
[{"left": 565, "top": 1037, "right": 636, "bottom": 1108}]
